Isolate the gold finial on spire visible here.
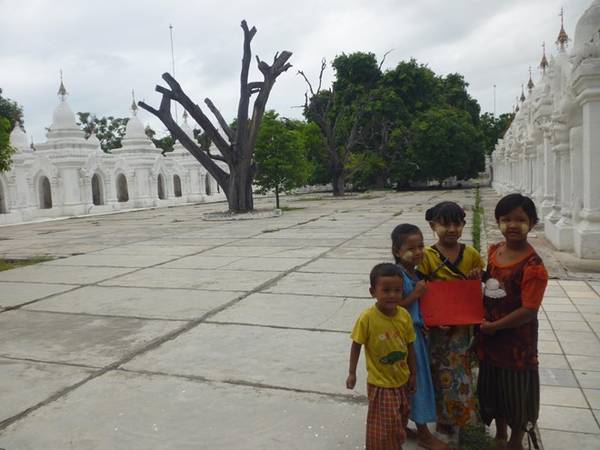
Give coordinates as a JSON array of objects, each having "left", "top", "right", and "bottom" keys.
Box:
[
  {"left": 131, "top": 89, "right": 138, "bottom": 115},
  {"left": 556, "top": 7, "right": 570, "bottom": 51},
  {"left": 527, "top": 66, "right": 535, "bottom": 92},
  {"left": 57, "top": 70, "right": 68, "bottom": 101},
  {"left": 540, "top": 42, "right": 549, "bottom": 74}
]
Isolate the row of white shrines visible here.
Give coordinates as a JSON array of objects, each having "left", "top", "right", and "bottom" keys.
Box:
[
  {"left": 491, "top": 0, "right": 600, "bottom": 259},
  {"left": 0, "top": 90, "right": 227, "bottom": 226}
]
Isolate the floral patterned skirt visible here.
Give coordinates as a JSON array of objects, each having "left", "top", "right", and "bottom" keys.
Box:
[{"left": 429, "top": 326, "right": 479, "bottom": 427}]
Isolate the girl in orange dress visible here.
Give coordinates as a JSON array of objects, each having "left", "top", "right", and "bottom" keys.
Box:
[{"left": 477, "top": 194, "right": 548, "bottom": 450}]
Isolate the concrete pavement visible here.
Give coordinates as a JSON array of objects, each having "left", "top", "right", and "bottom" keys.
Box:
[{"left": 0, "top": 188, "right": 598, "bottom": 449}]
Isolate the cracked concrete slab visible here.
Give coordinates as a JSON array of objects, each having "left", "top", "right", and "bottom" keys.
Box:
[
  {"left": 100, "top": 267, "right": 281, "bottom": 291},
  {"left": 0, "top": 357, "right": 94, "bottom": 423},
  {"left": 0, "top": 370, "right": 367, "bottom": 450},
  {"left": 0, "top": 282, "right": 75, "bottom": 308},
  {"left": 211, "top": 292, "right": 371, "bottom": 332},
  {"left": 23, "top": 286, "right": 241, "bottom": 320},
  {"left": 0, "top": 310, "right": 185, "bottom": 366},
  {"left": 123, "top": 323, "right": 368, "bottom": 397},
  {"left": 264, "top": 272, "right": 369, "bottom": 298},
  {"left": 0, "top": 265, "right": 136, "bottom": 285}
]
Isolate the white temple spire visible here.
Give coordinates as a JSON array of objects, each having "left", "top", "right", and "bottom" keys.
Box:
[{"left": 57, "top": 70, "right": 68, "bottom": 102}]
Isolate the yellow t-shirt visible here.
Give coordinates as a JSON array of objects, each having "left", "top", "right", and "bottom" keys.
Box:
[
  {"left": 351, "top": 305, "right": 416, "bottom": 388},
  {"left": 418, "top": 244, "right": 484, "bottom": 281}
]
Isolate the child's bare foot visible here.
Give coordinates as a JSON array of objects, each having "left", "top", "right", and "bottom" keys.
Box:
[
  {"left": 405, "top": 426, "right": 418, "bottom": 439},
  {"left": 435, "top": 423, "right": 454, "bottom": 436},
  {"left": 417, "top": 433, "right": 450, "bottom": 450}
]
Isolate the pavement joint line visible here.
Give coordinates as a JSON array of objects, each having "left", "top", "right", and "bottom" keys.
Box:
[
  {"left": 0, "top": 195, "right": 412, "bottom": 432},
  {"left": 116, "top": 367, "right": 368, "bottom": 405},
  {"left": 0, "top": 284, "right": 84, "bottom": 313},
  {"left": 0, "top": 354, "right": 102, "bottom": 370},
  {"left": 203, "top": 320, "right": 349, "bottom": 335},
  {"left": 14, "top": 308, "right": 192, "bottom": 322}
]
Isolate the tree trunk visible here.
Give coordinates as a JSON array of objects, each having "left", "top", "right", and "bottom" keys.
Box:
[
  {"left": 227, "top": 163, "right": 254, "bottom": 212},
  {"left": 275, "top": 185, "right": 280, "bottom": 209},
  {"left": 332, "top": 171, "right": 345, "bottom": 196}
]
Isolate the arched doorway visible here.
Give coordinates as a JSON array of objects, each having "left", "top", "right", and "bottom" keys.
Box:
[
  {"left": 116, "top": 174, "right": 129, "bottom": 202},
  {"left": 91, "top": 173, "right": 104, "bottom": 205},
  {"left": 205, "top": 175, "right": 212, "bottom": 195},
  {"left": 0, "top": 181, "right": 7, "bottom": 213},
  {"left": 157, "top": 174, "right": 166, "bottom": 199},
  {"left": 173, "top": 175, "right": 182, "bottom": 197},
  {"left": 39, "top": 176, "right": 52, "bottom": 209}
]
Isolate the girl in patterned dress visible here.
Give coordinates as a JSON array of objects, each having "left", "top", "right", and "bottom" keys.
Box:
[
  {"left": 392, "top": 223, "right": 449, "bottom": 450},
  {"left": 477, "top": 194, "right": 547, "bottom": 450},
  {"left": 417, "top": 201, "right": 484, "bottom": 436}
]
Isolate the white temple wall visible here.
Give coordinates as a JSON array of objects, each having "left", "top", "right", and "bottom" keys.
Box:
[{"left": 490, "top": 0, "right": 600, "bottom": 259}]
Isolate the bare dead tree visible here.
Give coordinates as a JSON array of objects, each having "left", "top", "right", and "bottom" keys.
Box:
[
  {"left": 139, "top": 20, "right": 292, "bottom": 212},
  {"left": 298, "top": 59, "right": 363, "bottom": 196}
]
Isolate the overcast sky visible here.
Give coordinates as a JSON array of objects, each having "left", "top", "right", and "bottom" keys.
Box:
[{"left": 0, "top": 0, "right": 592, "bottom": 143}]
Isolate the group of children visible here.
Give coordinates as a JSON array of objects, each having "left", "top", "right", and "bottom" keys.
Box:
[{"left": 346, "top": 194, "right": 548, "bottom": 450}]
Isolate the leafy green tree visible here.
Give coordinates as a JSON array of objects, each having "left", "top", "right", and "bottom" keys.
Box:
[
  {"left": 481, "top": 112, "right": 514, "bottom": 155},
  {"left": 0, "top": 89, "right": 24, "bottom": 172},
  {"left": 0, "top": 117, "right": 15, "bottom": 172},
  {"left": 0, "top": 88, "right": 24, "bottom": 128},
  {"left": 300, "top": 52, "right": 381, "bottom": 195},
  {"left": 145, "top": 126, "right": 175, "bottom": 154},
  {"left": 407, "top": 106, "right": 485, "bottom": 185},
  {"left": 77, "top": 113, "right": 129, "bottom": 152},
  {"left": 254, "top": 111, "right": 312, "bottom": 208}
]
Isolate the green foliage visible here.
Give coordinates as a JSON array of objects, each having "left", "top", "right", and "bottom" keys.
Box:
[
  {"left": 0, "top": 88, "right": 24, "bottom": 128},
  {"left": 457, "top": 424, "right": 493, "bottom": 450},
  {"left": 254, "top": 111, "right": 313, "bottom": 208},
  {"left": 145, "top": 126, "right": 175, "bottom": 154},
  {"left": 0, "top": 117, "right": 15, "bottom": 172},
  {"left": 77, "top": 112, "right": 129, "bottom": 152},
  {"left": 406, "top": 106, "right": 485, "bottom": 185},
  {"left": 0, "top": 256, "right": 54, "bottom": 272},
  {"left": 0, "top": 89, "right": 24, "bottom": 172},
  {"left": 481, "top": 112, "right": 515, "bottom": 155},
  {"left": 303, "top": 54, "right": 491, "bottom": 191}
]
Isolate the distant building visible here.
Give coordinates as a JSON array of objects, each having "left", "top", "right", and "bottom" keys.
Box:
[{"left": 1, "top": 82, "right": 226, "bottom": 225}]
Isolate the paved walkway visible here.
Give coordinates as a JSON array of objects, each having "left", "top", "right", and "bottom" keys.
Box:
[{"left": 0, "top": 188, "right": 598, "bottom": 449}]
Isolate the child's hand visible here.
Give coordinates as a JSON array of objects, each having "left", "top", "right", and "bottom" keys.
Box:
[
  {"left": 407, "top": 374, "right": 417, "bottom": 395},
  {"left": 480, "top": 319, "right": 497, "bottom": 335},
  {"left": 346, "top": 373, "right": 357, "bottom": 390},
  {"left": 467, "top": 268, "right": 483, "bottom": 280},
  {"left": 414, "top": 280, "right": 427, "bottom": 297}
]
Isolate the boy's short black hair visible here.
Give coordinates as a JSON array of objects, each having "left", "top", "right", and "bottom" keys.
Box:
[
  {"left": 425, "top": 201, "right": 466, "bottom": 225},
  {"left": 370, "top": 263, "right": 403, "bottom": 288},
  {"left": 494, "top": 193, "right": 539, "bottom": 225},
  {"left": 391, "top": 224, "right": 423, "bottom": 263}
]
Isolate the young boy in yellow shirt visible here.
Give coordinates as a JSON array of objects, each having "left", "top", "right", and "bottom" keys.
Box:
[{"left": 346, "top": 263, "right": 417, "bottom": 450}]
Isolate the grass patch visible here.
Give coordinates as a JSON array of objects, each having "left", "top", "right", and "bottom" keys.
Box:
[
  {"left": 279, "top": 206, "right": 306, "bottom": 211},
  {"left": 393, "top": 210, "right": 403, "bottom": 217},
  {"left": 457, "top": 424, "right": 494, "bottom": 450},
  {"left": 472, "top": 187, "right": 483, "bottom": 253},
  {"left": 262, "top": 228, "right": 281, "bottom": 234},
  {"left": 0, "top": 256, "right": 53, "bottom": 272}
]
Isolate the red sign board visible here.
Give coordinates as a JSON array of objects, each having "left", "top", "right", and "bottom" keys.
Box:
[{"left": 420, "top": 280, "right": 484, "bottom": 327}]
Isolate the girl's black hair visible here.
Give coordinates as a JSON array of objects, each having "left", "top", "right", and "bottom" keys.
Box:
[
  {"left": 391, "top": 224, "right": 423, "bottom": 264},
  {"left": 425, "top": 201, "right": 466, "bottom": 225},
  {"left": 494, "top": 193, "right": 539, "bottom": 225}
]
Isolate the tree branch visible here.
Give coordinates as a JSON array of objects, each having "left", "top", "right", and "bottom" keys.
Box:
[
  {"left": 204, "top": 98, "right": 234, "bottom": 142},
  {"left": 159, "top": 73, "right": 233, "bottom": 163},
  {"left": 236, "top": 20, "right": 257, "bottom": 152},
  {"left": 138, "top": 97, "right": 229, "bottom": 187},
  {"left": 297, "top": 70, "right": 315, "bottom": 97},
  {"left": 378, "top": 49, "right": 393, "bottom": 71}
]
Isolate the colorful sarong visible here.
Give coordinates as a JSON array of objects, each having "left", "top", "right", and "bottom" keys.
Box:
[{"left": 366, "top": 384, "right": 409, "bottom": 450}]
